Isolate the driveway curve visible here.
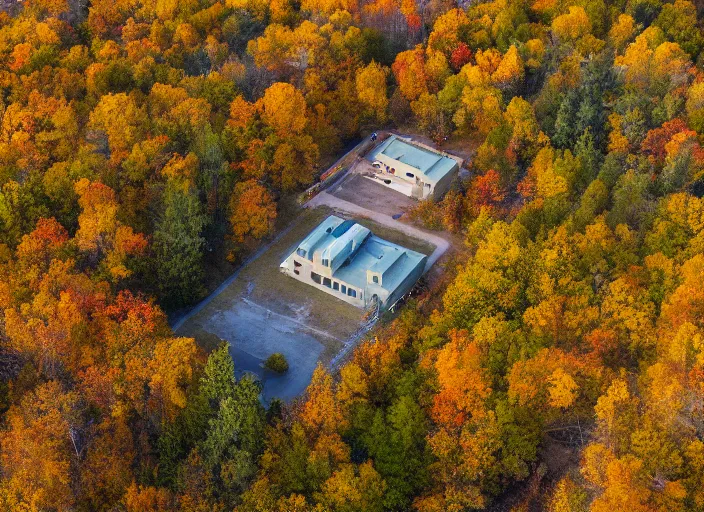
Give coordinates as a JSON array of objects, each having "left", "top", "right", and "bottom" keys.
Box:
[{"left": 306, "top": 191, "right": 450, "bottom": 272}]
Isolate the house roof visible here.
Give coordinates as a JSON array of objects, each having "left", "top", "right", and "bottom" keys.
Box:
[
  {"left": 368, "top": 135, "right": 458, "bottom": 183},
  {"left": 291, "top": 215, "right": 427, "bottom": 297},
  {"left": 333, "top": 235, "right": 425, "bottom": 294},
  {"left": 321, "top": 222, "right": 371, "bottom": 270},
  {"left": 296, "top": 216, "right": 347, "bottom": 259}
]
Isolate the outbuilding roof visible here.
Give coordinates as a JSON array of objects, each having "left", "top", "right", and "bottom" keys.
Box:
[{"left": 368, "top": 135, "right": 458, "bottom": 183}]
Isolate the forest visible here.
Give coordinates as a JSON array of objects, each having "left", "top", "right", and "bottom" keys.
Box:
[{"left": 1, "top": 0, "right": 704, "bottom": 509}]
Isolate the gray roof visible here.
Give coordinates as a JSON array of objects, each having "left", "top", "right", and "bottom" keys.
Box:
[{"left": 369, "top": 135, "right": 458, "bottom": 183}]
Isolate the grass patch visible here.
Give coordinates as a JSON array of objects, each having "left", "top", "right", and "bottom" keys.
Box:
[{"left": 180, "top": 327, "right": 227, "bottom": 353}]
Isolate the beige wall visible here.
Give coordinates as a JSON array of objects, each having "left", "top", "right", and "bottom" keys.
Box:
[
  {"left": 373, "top": 153, "right": 458, "bottom": 201},
  {"left": 281, "top": 255, "right": 367, "bottom": 308},
  {"left": 375, "top": 155, "right": 424, "bottom": 185},
  {"left": 428, "top": 162, "right": 458, "bottom": 200}
]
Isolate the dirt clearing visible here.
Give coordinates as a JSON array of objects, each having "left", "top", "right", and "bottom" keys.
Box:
[{"left": 329, "top": 167, "right": 416, "bottom": 217}]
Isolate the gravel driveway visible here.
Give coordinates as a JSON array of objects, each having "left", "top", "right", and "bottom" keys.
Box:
[{"left": 306, "top": 191, "right": 451, "bottom": 272}]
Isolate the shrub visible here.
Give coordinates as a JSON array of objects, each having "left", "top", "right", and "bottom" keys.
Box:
[{"left": 264, "top": 353, "right": 289, "bottom": 373}]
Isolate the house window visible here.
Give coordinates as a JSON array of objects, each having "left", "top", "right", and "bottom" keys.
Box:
[
  {"left": 406, "top": 172, "right": 414, "bottom": 179},
  {"left": 372, "top": 275, "right": 379, "bottom": 284},
  {"left": 322, "top": 258, "right": 329, "bottom": 267},
  {"left": 333, "top": 282, "right": 339, "bottom": 291},
  {"left": 297, "top": 248, "right": 307, "bottom": 259},
  {"left": 323, "top": 277, "right": 332, "bottom": 288},
  {"left": 341, "top": 284, "right": 347, "bottom": 294},
  {"left": 294, "top": 260, "right": 302, "bottom": 267},
  {"left": 347, "top": 288, "right": 357, "bottom": 298},
  {"left": 311, "top": 272, "right": 322, "bottom": 284},
  {"left": 294, "top": 269, "right": 299, "bottom": 275}
]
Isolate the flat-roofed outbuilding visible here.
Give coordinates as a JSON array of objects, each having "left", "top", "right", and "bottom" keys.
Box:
[{"left": 367, "top": 135, "right": 461, "bottom": 200}]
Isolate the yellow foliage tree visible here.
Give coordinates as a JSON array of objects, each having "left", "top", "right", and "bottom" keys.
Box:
[
  {"left": 259, "top": 82, "right": 308, "bottom": 136},
  {"left": 609, "top": 14, "right": 636, "bottom": 53},
  {"left": 491, "top": 45, "right": 524, "bottom": 92},
  {"left": 88, "top": 93, "right": 147, "bottom": 164},
  {"left": 551, "top": 6, "right": 592, "bottom": 43},
  {"left": 228, "top": 179, "right": 277, "bottom": 244},
  {"left": 391, "top": 47, "right": 428, "bottom": 101},
  {"left": 427, "top": 8, "right": 470, "bottom": 55},
  {"left": 355, "top": 61, "right": 389, "bottom": 122}
]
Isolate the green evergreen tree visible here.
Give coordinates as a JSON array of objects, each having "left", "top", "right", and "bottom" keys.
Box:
[
  {"left": 153, "top": 181, "right": 207, "bottom": 307},
  {"left": 363, "top": 393, "right": 429, "bottom": 510},
  {"left": 573, "top": 178, "right": 610, "bottom": 231},
  {"left": 201, "top": 375, "right": 264, "bottom": 468},
  {"left": 574, "top": 129, "right": 602, "bottom": 192},
  {"left": 607, "top": 169, "right": 654, "bottom": 229},
  {"left": 201, "top": 342, "right": 237, "bottom": 405}
]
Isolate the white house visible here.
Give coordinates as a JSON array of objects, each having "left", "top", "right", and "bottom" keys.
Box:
[
  {"left": 366, "top": 135, "right": 461, "bottom": 200},
  {"left": 280, "top": 216, "right": 427, "bottom": 310}
]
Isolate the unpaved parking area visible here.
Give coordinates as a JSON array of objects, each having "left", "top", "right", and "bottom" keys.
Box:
[
  {"left": 330, "top": 172, "right": 416, "bottom": 217},
  {"left": 190, "top": 300, "right": 326, "bottom": 402}
]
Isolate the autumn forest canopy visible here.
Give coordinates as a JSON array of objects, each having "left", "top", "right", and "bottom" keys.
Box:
[{"left": 1, "top": 0, "right": 704, "bottom": 509}]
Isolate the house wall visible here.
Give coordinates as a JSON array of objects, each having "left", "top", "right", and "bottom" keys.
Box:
[
  {"left": 364, "top": 282, "right": 390, "bottom": 308},
  {"left": 310, "top": 250, "right": 333, "bottom": 279},
  {"left": 429, "top": 162, "right": 459, "bottom": 201},
  {"left": 384, "top": 256, "right": 426, "bottom": 310},
  {"left": 375, "top": 155, "right": 422, "bottom": 185},
  {"left": 281, "top": 255, "right": 366, "bottom": 308},
  {"left": 419, "top": 182, "right": 432, "bottom": 200}
]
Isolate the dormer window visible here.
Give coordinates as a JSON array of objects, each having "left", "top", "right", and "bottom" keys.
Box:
[
  {"left": 296, "top": 248, "right": 306, "bottom": 259},
  {"left": 372, "top": 275, "right": 379, "bottom": 284},
  {"left": 322, "top": 258, "right": 329, "bottom": 267}
]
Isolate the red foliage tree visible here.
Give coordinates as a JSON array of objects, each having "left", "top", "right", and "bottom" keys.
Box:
[
  {"left": 640, "top": 118, "right": 689, "bottom": 165},
  {"left": 468, "top": 169, "right": 507, "bottom": 215},
  {"left": 450, "top": 43, "right": 473, "bottom": 71}
]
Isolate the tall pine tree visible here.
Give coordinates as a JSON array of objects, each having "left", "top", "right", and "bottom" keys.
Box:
[{"left": 153, "top": 180, "right": 208, "bottom": 307}]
